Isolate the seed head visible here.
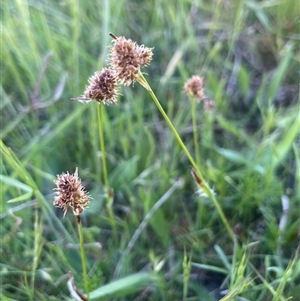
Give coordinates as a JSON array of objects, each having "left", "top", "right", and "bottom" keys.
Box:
[
  {"left": 72, "top": 68, "right": 119, "bottom": 105},
  {"left": 109, "top": 35, "right": 153, "bottom": 86},
  {"left": 184, "top": 75, "right": 205, "bottom": 101},
  {"left": 204, "top": 99, "right": 216, "bottom": 111},
  {"left": 53, "top": 168, "right": 91, "bottom": 217}
]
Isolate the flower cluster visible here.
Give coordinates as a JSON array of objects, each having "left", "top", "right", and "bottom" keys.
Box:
[
  {"left": 72, "top": 68, "right": 118, "bottom": 105},
  {"left": 72, "top": 34, "right": 153, "bottom": 104},
  {"left": 83, "top": 68, "right": 118, "bottom": 105},
  {"left": 203, "top": 98, "right": 216, "bottom": 111},
  {"left": 53, "top": 168, "right": 91, "bottom": 217},
  {"left": 109, "top": 36, "right": 153, "bottom": 86},
  {"left": 184, "top": 75, "right": 216, "bottom": 110},
  {"left": 184, "top": 75, "right": 205, "bottom": 101}
]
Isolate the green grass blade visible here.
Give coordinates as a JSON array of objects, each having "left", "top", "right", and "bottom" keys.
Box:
[
  {"left": 268, "top": 43, "right": 294, "bottom": 102},
  {"left": 89, "top": 273, "right": 157, "bottom": 300},
  {"left": 271, "top": 114, "right": 300, "bottom": 169}
]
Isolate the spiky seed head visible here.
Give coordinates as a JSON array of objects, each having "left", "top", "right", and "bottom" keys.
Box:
[
  {"left": 84, "top": 68, "right": 119, "bottom": 104},
  {"left": 72, "top": 68, "right": 119, "bottom": 105},
  {"left": 53, "top": 168, "right": 91, "bottom": 217},
  {"left": 184, "top": 75, "right": 205, "bottom": 101},
  {"left": 136, "top": 44, "right": 153, "bottom": 67},
  {"left": 109, "top": 35, "right": 153, "bottom": 86}
]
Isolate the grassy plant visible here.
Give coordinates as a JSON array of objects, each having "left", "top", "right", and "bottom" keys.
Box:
[
  {"left": 77, "top": 216, "right": 89, "bottom": 299},
  {"left": 97, "top": 103, "right": 117, "bottom": 240},
  {"left": 1, "top": 0, "right": 299, "bottom": 300}
]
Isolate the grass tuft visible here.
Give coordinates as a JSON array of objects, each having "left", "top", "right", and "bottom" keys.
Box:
[{"left": 1, "top": 0, "right": 299, "bottom": 300}]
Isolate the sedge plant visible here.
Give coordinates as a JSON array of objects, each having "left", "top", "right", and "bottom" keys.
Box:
[
  {"left": 107, "top": 33, "right": 236, "bottom": 244},
  {"left": 183, "top": 75, "right": 216, "bottom": 230},
  {"left": 62, "top": 32, "right": 237, "bottom": 299},
  {"left": 71, "top": 68, "right": 118, "bottom": 238},
  {"left": 53, "top": 168, "right": 91, "bottom": 300},
  {"left": 183, "top": 75, "right": 205, "bottom": 167}
]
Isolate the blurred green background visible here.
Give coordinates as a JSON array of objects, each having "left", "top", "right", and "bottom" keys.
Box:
[{"left": 1, "top": 0, "right": 299, "bottom": 300}]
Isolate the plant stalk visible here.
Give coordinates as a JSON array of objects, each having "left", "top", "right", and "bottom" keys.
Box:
[
  {"left": 191, "top": 99, "right": 203, "bottom": 229},
  {"left": 191, "top": 99, "right": 201, "bottom": 167},
  {"left": 77, "top": 216, "right": 89, "bottom": 300},
  {"left": 97, "top": 104, "right": 117, "bottom": 239},
  {"left": 137, "top": 73, "right": 236, "bottom": 243}
]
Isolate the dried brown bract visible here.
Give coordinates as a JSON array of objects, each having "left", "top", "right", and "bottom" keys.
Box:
[
  {"left": 53, "top": 168, "right": 91, "bottom": 217},
  {"left": 109, "top": 35, "right": 153, "bottom": 86},
  {"left": 184, "top": 75, "right": 205, "bottom": 101},
  {"left": 72, "top": 68, "right": 118, "bottom": 105}
]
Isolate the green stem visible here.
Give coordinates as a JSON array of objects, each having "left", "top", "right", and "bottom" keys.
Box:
[
  {"left": 137, "top": 73, "right": 236, "bottom": 243},
  {"left": 97, "top": 104, "right": 117, "bottom": 238},
  {"left": 137, "top": 74, "right": 204, "bottom": 181},
  {"left": 77, "top": 216, "right": 89, "bottom": 300},
  {"left": 98, "top": 104, "right": 109, "bottom": 188},
  {"left": 191, "top": 99, "right": 201, "bottom": 167},
  {"left": 191, "top": 99, "right": 203, "bottom": 229},
  {"left": 30, "top": 210, "right": 38, "bottom": 299}
]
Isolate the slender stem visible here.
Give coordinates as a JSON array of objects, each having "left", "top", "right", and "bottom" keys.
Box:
[
  {"left": 30, "top": 209, "right": 38, "bottom": 298},
  {"left": 97, "top": 104, "right": 109, "bottom": 189},
  {"left": 97, "top": 104, "right": 117, "bottom": 238},
  {"left": 191, "top": 99, "right": 203, "bottom": 229},
  {"left": 207, "top": 190, "right": 236, "bottom": 243},
  {"left": 137, "top": 73, "right": 236, "bottom": 243},
  {"left": 77, "top": 216, "right": 89, "bottom": 300},
  {"left": 138, "top": 74, "right": 204, "bottom": 181},
  {"left": 183, "top": 249, "right": 192, "bottom": 301},
  {"left": 191, "top": 99, "right": 201, "bottom": 167}
]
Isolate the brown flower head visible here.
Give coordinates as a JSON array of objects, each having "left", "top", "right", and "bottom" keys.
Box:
[
  {"left": 72, "top": 68, "right": 118, "bottom": 105},
  {"left": 204, "top": 98, "right": 216, "bottom": 111},
  {"left": 184, "top": 75, "right": 205, "bottom": 101},
  {"left": 53, "top": 168, "right": 91, "bottom": 217},
  {"left": 109, "top": 35, "right": 153, "bottom": 86}
]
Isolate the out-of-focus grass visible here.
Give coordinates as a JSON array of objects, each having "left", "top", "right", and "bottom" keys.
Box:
[{"left": 1, "top": 0, "right": 299, "bottom": 300}]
